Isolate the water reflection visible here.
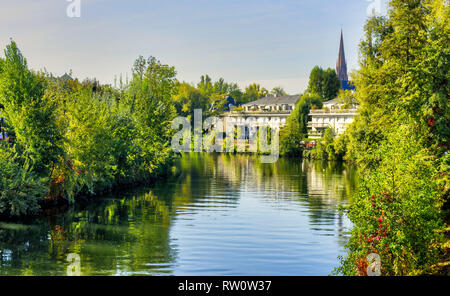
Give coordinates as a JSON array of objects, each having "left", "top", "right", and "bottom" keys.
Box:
[{"left": 0, "top": 154, "right": 357, "bottom": 276}]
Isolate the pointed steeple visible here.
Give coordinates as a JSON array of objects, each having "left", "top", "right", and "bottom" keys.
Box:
[{"left": 336, "top": 30, "right": 348, "bottom": 84}]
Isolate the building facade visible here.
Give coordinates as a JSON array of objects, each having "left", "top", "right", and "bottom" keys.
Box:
[
  {"left": 221, "top": 95, "right": 300, "bottom": 139},
  {"left": 242, "top": 95, "right": 299, "bottom": 113},
  {"left": 222, "top": 95, "right": 300, "bottom": 130},
  {"left": 307, "top": 98, "right": 358, "bottom": 139}
]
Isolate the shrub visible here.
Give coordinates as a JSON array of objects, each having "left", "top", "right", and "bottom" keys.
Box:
[
  {"left": 280, "top": 93, "right": 322, "bottom": 156},
  {"left": 0, "top": 144, "right": 47, "bottom": 217},
  {"left": 337, "top": 127, "right": 445, "bottom": 275}
]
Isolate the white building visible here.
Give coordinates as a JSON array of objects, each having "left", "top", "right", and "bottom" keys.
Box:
[
  {"left": 307, "top": 98, "right": 358, "bottom": 139},
  {"left": 242, "top": 95, "right": 299, "bottom": 113},
  {"left": 221, "top": 95, "right": 300, "bottom": 130},
  {"left": 217, "top": 95, "right": 300, "bottom": 152}
]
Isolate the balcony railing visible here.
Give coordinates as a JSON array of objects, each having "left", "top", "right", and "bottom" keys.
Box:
[
  {"left": 309, "top": 109, "right": 358, "bottom": 115},
  {"left": 308, "top": 122, "right": 332, "bottom": 128},
  {"left": 307, "top": 132, "right": 324, "bottom": 138},
  {"left": 223, "top": 111, "right": 292, "bottom": 116}
]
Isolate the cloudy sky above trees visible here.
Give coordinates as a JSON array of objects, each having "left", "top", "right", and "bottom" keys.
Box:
[{"left": 0, "top": 0, "right": 387, "bottom": 94}]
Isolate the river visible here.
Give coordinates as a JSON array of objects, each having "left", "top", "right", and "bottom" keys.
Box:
[{"left": 0, "top": 154, "right": 358, "bottom": 276}]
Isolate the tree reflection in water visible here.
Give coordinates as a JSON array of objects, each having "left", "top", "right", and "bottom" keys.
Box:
[{"left": 0, "top": 154, "right": 358, "bottom": 276}]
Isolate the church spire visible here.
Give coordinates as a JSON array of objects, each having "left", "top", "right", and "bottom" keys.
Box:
[{"left": 336, "top": 30, "right": 348, "bottom": 85}]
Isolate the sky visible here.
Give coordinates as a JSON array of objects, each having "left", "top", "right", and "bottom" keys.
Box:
[{"left": 0, "top": 0, "right": 388, "bottom": 94}]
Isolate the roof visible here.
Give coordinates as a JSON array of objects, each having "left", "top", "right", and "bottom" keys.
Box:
[
  {"left": 243, "top": 95, "right": 300, "bottom": 106},
  {"left": 336, "top": 30, "right": 348, "bottom": 82},
  {"left": 323, "top": 98, "right": 340, "bottom": 105},
  {"left": 60, "top": 73, "right": 73, "bottom": 81},
  {"left": 341, "top": 80, "right": 356, "bottom": 91}
]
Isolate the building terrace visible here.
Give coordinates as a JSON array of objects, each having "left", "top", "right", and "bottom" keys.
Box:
[{"left": 307, "top": 99, "right": 358, "bottom": 139}]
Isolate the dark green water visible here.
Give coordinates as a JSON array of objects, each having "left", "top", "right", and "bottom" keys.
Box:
[{"left": 0, "top": 154, "right": 358, "bottom": 276}]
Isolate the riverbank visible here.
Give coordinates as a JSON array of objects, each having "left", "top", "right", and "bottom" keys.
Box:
[{"left": 0, "top": 157, "right": 180, "bottom": 223}]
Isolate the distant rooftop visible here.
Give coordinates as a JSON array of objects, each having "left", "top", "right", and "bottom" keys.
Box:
[
  {"left": 243, "top": 95, "right": 300, "bottom": 106},
  {"left": 323, "top": 98, "right": 340, "bottom": 105},
  {"left": 60, "top": 73, "right": 74, "bottom": 81},
  {"left": 322, "top": 95, "right": 358, "bottom": 110}
]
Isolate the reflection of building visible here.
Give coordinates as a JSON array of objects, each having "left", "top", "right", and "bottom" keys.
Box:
[{"left": 302, "top": 161, "right": 354, "bottom": 204}]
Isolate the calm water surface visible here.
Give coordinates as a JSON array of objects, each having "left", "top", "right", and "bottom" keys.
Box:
[{"left": 0, "top": 154, "right": 358, "bottom": 276}]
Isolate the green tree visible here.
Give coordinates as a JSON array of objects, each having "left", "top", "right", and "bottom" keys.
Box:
[
  {"left": 212, "top": 78, "right": 228, "bottom": 95},
  {"left": 197, "top": 74, "right": 213, "bottom": 96},
  {"left": 336, "top": 89, "right": 357, "bottom": 109},
  {"left": 227, "top": 82, "right": 243, "bottom": 104},
  {"left": 270, "top": 86, "right": 288, "bottom": 97},
  {"left": 307, "top": 66, "right": 324, "bottom": 96},
  {"left": 280, "top": 93, "right": 322, "bottom": 156},
  {"left": 307, "top": 66, "right": 340, "bottom": 101},
  {"left": 0, "top": 44, "right": 179, "bottom": 217},
  {"left": 242, "top": 83, "right": 269, "bottom": 103},
  {"left": 312, "top": 127, "right": 336, "bottom": 160},
  {"left": 0, "top": 40, "right": 63, "bottom": 176},
  {"left": 338, "top": 0, "right": 449, "bottom": 275},
  {"left": 144, "top": 56, "right": 177, "bottom": 102},
  {"left": 322, "top": 69, "right": 341, "bottom": 100},
  {"left": 172, "top": 82, "right": 209, "bottom": 117},
  {"left": 0, "top": 143, "right": 47, "bottom": 216},
  {"left": 125, "top": 56, "right": 177, "bottom": 174}
]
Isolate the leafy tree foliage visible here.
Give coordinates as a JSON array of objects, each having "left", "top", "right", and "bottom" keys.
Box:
[
  {"left": 270, "top": 86, "right": 288, "bottom": 97},
  {"left": 0, "top": 42, "right": 178, "bottom": 216},
  {"left": 0, "top": 41, "right": 63, "bottom": 176},
  {"left": 0, "top": 143, "right": 47, "bottom": 217},
  {"left": 307, "top": 66, "right": 340, "bottom": 101},
  {"left": 174, "top": 76, "right": 243, "bottom": 117},
  {"left": 310, "top": 127, "right": 336, "bottom": 160},
  {"left": 242, "top": 83, "right": 269, "bottom": 103},
  {"left": 172, "top": 82, "right": 209, "bottom": 117},
  {"left": 337, "top": 0, "right": 449, "bottom": 275},
  {"left": 280, "top": 93, "right": 322, "bottom": 156}
]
